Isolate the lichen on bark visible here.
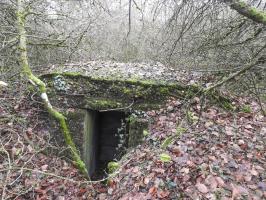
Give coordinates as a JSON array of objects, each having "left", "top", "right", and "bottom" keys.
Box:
[
  {"left": 16, "top": 0, "right": 88, "bottom": 176},
  {"left": 225, "top": 0, "right": 266, "bottom": 25}
]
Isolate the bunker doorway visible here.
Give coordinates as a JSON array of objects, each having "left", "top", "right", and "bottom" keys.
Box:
[{"left": 83, "top": 110, "right": 128, "bottom": 179}]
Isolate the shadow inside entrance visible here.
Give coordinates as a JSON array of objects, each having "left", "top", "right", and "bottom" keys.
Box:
[{"left": 84, "top": 110, "right": 128, "bottom": 180}]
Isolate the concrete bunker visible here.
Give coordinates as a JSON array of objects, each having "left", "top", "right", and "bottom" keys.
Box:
[
  {"left": 65, "top": 109, "right": 148, "bottom": 178},
  {"left": 39, "top": 62, "right": 206, "bottom": 178}
]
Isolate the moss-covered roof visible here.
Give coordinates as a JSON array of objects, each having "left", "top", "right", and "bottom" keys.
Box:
[
  {"left": 44, "top": 61, "right": 190, "bottom": 83},
  {"left": 40, "top": 61, "right": 231, "bottom": 111}
]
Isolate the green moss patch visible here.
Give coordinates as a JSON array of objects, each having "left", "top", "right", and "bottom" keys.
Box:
[{"left": 40, "top": 72, "right": 232, "bottom": 111}]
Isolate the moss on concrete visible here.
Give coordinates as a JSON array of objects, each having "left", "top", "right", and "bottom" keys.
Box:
[
  {"left": 41, "top": 72, "right": 191, "bottom": 110},
  {"left": 40, "top": 72, "right": 232, "bottom": 111},
  {"left": 85, "top": 99, "right": 123, "bottom": 110}
]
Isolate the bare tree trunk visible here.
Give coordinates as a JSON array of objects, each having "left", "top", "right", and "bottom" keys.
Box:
[{"left": 16, "top": 0, "right": 88, "bottom": 177}]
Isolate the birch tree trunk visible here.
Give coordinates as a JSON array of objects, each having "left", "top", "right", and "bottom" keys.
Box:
[{"left": 16, "top": 0, "right": 88, "bottom": 176}]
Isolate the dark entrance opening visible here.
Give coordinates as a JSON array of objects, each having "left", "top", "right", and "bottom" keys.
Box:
[{"left": 83, "top": 110, "right": 128, "bottom": 179}]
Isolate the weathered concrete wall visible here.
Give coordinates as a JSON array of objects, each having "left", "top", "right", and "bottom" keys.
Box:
[
  {"left": 40, "top": 73, "right": 199, "bottom": 111},
  {"left": 128, "top": 118, "right": 149, "bottom": 148},
  {"left": 46, "top": 108, "right": 85, "bottom": 156},
  {"left": 83, "top": 110, "right": 99, "bottom": 175}
]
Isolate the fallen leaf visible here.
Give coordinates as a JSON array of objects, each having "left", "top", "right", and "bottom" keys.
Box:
[
  {"left": 107, "top": 188, "right": 113, "bottom": 195},
  {"left": 225, "top": 126, "right": 234, "bottom": 136},
  {"left": 56, "top": 196, "right": 65, "bottom": 200},
  {"left": 78, "top": 188, "right": 87, "bottom": 196},
  {"left": 41, "top": 164, "right": 48, "bottom": 171},
  {"left": 121, "top": 192, "right": 151, "bottom": 200},
  {"left": 157, "top": 189, "right": 170, "bottom": 199},
  {"left": 27, "top": 145, "right": 34, "bottom": 152},
  {"left": 180, "top": 167, "right": 190, "bottom": 174},
  {"left": 244, "top": 174, "right": 252, "bottom": 182},
  {"left": 215, "top": 177, "right": 225, "bottom": 187},
  {"left": 153, "top": 168, "right": 165, "bottom": 174},
  {"left": 210, "top": 131, "right": 219, "bottom": 137},
  {"left": 238, "top": 140, "right": 245, "bottom": 145},
  {"left": 231, "top": 184, "right": 240, "bottom": 199},
  {"left": 98, "top": 194, "right": 107, "bottom": 200},
  {"left": 205, "top": 175, "right": 218, "bottom": 191},
  {"left": 205, "top": 121, "right": 214, "bottom": 128},
  {"left": 171, "top": 147, "right": 182, "bottom": 156},
  {"left": 260, "top": 127, "right": 266, "bottom": 135},
  {"left": 258, "top": 182, "right": 266, "bottom": 191},
  {"left": 27, "top": 128, "right": 33, "bottom": 135},
  {"left": 250, "top": 168, "right": 259, "bottom": 176},
  {"left": 132, "top": 166, "right": 139, "bottom": 173},
  {"left": 244, "top": 124, "right": 253, "bottom": 129},
  {"left": 14, "top": 104, "right": 19, "bottom": 110},
  {"left": 144, "top": 177, "right": 150, "bottom": 185},
  {"left": 159, "top": 153, "right": 172, "bottom": 162},
  {"left": 196, "top": 183, "right": 209, "bottom": 194},
  {"left": 149, "top": 186, "right": 157, "bottom": 196}
]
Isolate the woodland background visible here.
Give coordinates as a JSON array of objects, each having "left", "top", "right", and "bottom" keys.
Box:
[{"left": 0, "top": 0, "right": 266, "bottom": 199}]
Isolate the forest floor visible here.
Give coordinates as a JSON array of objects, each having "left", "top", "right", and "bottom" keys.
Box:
[{"left": 0, "top": 80, "right": 265, "bottom": 200}]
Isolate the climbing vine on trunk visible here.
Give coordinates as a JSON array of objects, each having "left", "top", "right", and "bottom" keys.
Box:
[{"left": 16, "top": 0, "right": 88, "bottom": 176}]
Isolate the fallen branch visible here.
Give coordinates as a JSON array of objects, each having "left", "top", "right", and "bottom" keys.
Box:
[
  {"left": 204, "top": 45, "right": 265, "bottom": 93},
  {"left": 203, "top": 61, "right": 257, "bottom": 93}
]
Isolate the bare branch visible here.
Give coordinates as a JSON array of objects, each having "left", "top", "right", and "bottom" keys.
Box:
[
  {"left": 127, "top": 0, "right": 132, "bottom": 37},
  {"left": 224, "top": 0, "right": 266, "bottom": 25}
]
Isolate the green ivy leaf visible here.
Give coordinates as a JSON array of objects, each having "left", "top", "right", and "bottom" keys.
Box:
[
  {"left": 143, "top": 129, "right": 149, "bottom": 136},
  {"left": 160, "top": 153, "right": 172, "bottom": 162},
  {"left": 107, "top": 161, "right": 119, "bottom": 173},
  {"left": 161, "top": 127, "right": 187, "bottom": 149},
  {"left": 161, "top": 137, "right": 174, "bottom": 149}
]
